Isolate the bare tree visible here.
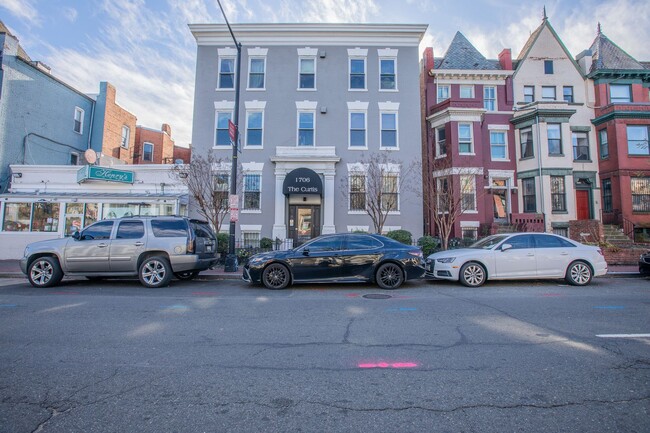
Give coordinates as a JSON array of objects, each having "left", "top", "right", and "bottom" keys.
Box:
[
  {"left": 340, "top": 152, "right": 417, "bottom": 234},
  {"left": 170, "top": 152, "right": 232, "bottom": 233},
  {"left": 418, "top": 159, "right": 486, "bottom": 250}
]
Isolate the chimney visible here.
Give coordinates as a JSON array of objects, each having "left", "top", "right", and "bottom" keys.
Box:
[
  {"left": 576, "top": 50, "right": 593, "bottom": 75},
  {"left": 162, "top": 123, "right": 172, "bottom": 137},
  {"left": 498, "top": 49, "right": 512, "bottom": 70},
  {"left": 424, "top": 47, "right": 435, "bottom": 73}
]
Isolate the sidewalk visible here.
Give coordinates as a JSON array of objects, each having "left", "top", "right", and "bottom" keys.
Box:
[{"left": 0, "top": 260, "right": 641, "bottom": 280}]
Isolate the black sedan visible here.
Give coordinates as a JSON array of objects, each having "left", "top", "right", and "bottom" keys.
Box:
[
  {"left": 640, "top": 251, "right": 650, "bottom": 276},
  {"left": 243, "top": 233, "right": 426, "bottom": 290}
]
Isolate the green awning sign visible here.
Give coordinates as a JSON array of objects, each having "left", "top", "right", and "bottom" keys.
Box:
[{"left": 77, "top": 166, "right": 134, "bottom": 184}]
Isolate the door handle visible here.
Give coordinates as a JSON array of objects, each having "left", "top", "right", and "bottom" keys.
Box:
[
  {"left": 97, "top": 243, "right": 108, "bottom": 248},
  {"left": 134, "top": 242, "right": 144, "bottom": 246},
  {"left": 560, "top": 252, "right": 569, "bottom": 255},
  {"left": 527, "top": 253, "right": 534, "bottom": 256}
]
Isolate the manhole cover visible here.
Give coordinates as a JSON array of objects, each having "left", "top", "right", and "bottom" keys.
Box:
[{"left": 362, "top": 294, "right": 392, "bottom": 300}]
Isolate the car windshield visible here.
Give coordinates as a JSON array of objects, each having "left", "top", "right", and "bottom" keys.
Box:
[{"left": 469, "top": 235, "right": 509, "bottom": 250}]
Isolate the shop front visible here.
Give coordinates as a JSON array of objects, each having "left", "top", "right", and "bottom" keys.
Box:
[{"left": 0, "top": 164, "right": 188, "bottom": 259}]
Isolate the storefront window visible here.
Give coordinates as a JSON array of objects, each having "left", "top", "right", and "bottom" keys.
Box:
[
  {"left": 31, "top": 203, "right": 60, "bottom": 232},
  {"left": 85, "top": 203, "right": 98, "bottom": 225},
  {"left": 103, "top": 203, "right": 139, "bottom": 219},
  {"left": 3, "top": 203, "right": 31, "bottom": 231},
  {"left": 64, "top": 203, "right": 99, "bottom": 235}
]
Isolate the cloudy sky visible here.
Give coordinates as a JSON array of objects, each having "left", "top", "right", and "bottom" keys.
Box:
[{"left": 1, "top": 0, "right": 649, "bottom": 147}]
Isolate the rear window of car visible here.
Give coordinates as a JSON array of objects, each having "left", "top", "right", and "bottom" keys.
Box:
[
  {"left": 151, "top": 219, "right": 188, "bottom": 237},
  {"left": 116, "top": 221, "right": 145, "bottom": 239},
  {"left": 191, "top": 222, "right": 215, "bottom": 239},
  {"left": 346, "top": 235, "right": 383, "bottom": 250},
  {"left": 534, "top": 234, "right": 576, "bottom": 248}
]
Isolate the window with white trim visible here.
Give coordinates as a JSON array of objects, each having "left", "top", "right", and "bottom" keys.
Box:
[
  {"left": 215, "top": 111, "right": 233, "bottom": 147},
  {"left": 436, "top": 177, "right": 449, "bottom": 213},
  {"left": 248, "top": 58, "right": 265, "bottom": 89},
  {"left": 484, "top": 86, "right": 496, "bottom": 111},
  {"left": 242, "top": 231, "right": 260, "bottom": 248},
  {"left": 121, "top": 125, "right": 130, "bottom": 149},
  {"left": 460, "top": 85, "right": 474, "bottom": 98},
  {"left": 436, "top": 126, "right": 447, "bottom": 157},
  {"left": 74, "top": 107, "right": 84, "bottom": 134},
  {"left": 523, "top": 86, "right": 534, "bottom": 103},
  {"left": 381, "top": 172, "right": 399, "bottom": 212},
  {"left": 627, "top": 125, "right": 650, "bottom": 155},
  {"left": 437, "top": 85, "right": 450, "bottom": 103},
  {"left": 299, "top": 58, "right": 315, "bottom": 89},
  {"left": 298, "top": 111, "right": 315, "bottom": 146},
  {"left": 458, "top": 123, "right": 473, "bottom": 154},
  {"left": 243, "top": 174, "right": 261, "bottom": 211},
  {"left": 218, "top": 57, "right": 235, "bottom": 89},
  {"left": 610, "top": 84, "right": 631, "bottom": 103},
  {"left": 214, "top": 172, "right": 229, "bottom": 209},
  {"left": 350, "top": 58, "right": 366, "bottom": 90},
  {"left": 349, "top": 112, "right": 366, "bottom": 148},
  {"left": 542, "top": 86, "right": 556, "bottom": 101},
  {"left": 490, "top": 131, "right": 507, "bottom": 160},
  {"left": 143, "top": 142, "right": 154, "bottom": 162},
  {"left": 349, "top": 173, "right": 366, "bottom": 211},
  {"left": 631, "top": 177, "right": 650, "bottom": 212},
  {"left": 379, "top": 58, "right": 396, "bottom": 90},
  {"left": 246, "top": 111, "right": 263, "bottom": 147},
  {"left": 461, "top": 175, "right": 476, "bottom": 211},
  {"left": 380, "top": 112, "right": 398, "bottom": 149}
]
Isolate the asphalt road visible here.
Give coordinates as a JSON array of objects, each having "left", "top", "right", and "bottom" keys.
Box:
[{"left": 0, "top": 275, "right": 648, "bottom": 433}]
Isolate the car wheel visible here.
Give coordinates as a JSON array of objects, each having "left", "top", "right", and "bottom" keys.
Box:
[
  {"left": 28, "top": 257, "right": 63, "bottom": 288},
  {"left": 565, "top": 261, "right": 592, "bottom": 286},
  {"left": 139, "top": 256, "right": 172, "bottom": 288},
  {"left": 376, "top": 262, "right": 404, "bottom": 290},
  {"left": 459, "top": 262, "right": 486, "bottom": 287},
  {"left": 174, "top": 271, "right": 200, "bottom": 281},
  {"left": 262, "top": 263, "right": 290, "bottom": 290}
]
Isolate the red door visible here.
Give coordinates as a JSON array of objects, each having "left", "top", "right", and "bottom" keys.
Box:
[{"left": 576, "top": 190, "right": 590, "bottom": 220}]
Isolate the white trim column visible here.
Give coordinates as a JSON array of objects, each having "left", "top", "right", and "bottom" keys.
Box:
[
  {"left": 273, "top": 171, "right": 287, "bottom": 240},
  {"left": 322, "top": 172, "right": 336, "bottom": 234}
]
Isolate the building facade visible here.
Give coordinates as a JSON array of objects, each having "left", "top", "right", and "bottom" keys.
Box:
[
  {"left": 583, "top": 28, "right": 650, "bottom": 241},
  {"left": 134, "top": 123, "right": 190, "bottom": 164},
  {"left": 511, "top": 16, "right": 601, "bottom": 236},
  {"left": 190, "top": 23, "right": 427, "bottom": 246},
  {"left": 422, "top": 32, "right": 517, "bottom": 241}
]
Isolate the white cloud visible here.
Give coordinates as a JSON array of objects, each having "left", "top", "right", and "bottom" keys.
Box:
[
  {"left": 63, "top": 7, "right": 78, "bottom": 23},
  {"left": 0, "top": 0, "right": 40, "bottom": 24}
]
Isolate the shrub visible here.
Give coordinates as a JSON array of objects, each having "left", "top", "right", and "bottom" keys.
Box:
[
  {"left": 216, "top": 233, "right": 229, "bottom": 255},
  {"left": 417, "top": 236, "right": 439, "bottom": 256},
  {"left": 386, "top": 229, "right": 412, "bottom": 245},
  {"left": 260, "top": 237, "right": 273, "bottom": 249}
]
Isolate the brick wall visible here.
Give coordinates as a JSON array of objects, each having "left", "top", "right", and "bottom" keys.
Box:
[
  {"left": 603, "top": 246, "right": 646, "bottom": 266},
  {"left": 134, "top": 124, "right": 175, "bottom": 164},
  {"left": 101, "top": 83, "right": 136, "bottom": 164},
  {"left": 569, "top": 220, "right": 604, "bottom": 244}
]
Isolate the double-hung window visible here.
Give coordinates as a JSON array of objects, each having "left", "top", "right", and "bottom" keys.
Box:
[
  {"left": 461, "top": 175, "right": 476, "bottom": 211},
  {"left": 349, "top": 112, "right": 366, "bottom": 148},
  {"left": 436, "top": 177, "right": 450, "bottom": 213},
  {"left": 215, "top": 111, "right": 233, "bottom": 147},
  {"left": 547, "top": 124, "right": 562, "bottom": 155},
  {"left": 627, "top": 125, "right": 649, "bottom": 155},
  {"left": 522, "top": 178, "right": 536, "bottom": 213},
  {"left": 349, "top": 174, "right": 366, "bottom": 211},
  {"left": 520, "top": 127, "right": 534, "bottom": 158},
  {"left": 523, "top": 86, "right": 534, "bottom": 103},
  {"left": 551, "top": 176, "right": 566, "bottom": 212},
  {"left": 298, "top": 112, "right": 315, "bottom": 146},
  {"left": 121, "top": 125, "right": 130, "bottom": 149},
  {"left": 610, "top": 84, "right": 631, "bottom": 103},
  {"left": 484, "top": 86, "right": 496, "bottom": 111},
  {"left": 299, "top": 58, "right": 315, "bottom": 89},
  {"left": 348, "top": 49, "right": 368, "bottom": 90},
  {"left": 143, "top": 142, "right": 154, "bottom": 162},
  {"left": 563, "top": 86, "right": 574, "bottom": 103},
  {"left": 248, "top": 58, "right": 265, "bottom": 89},
  {"left": 213, "top": 172, "right": 230, "bottom": 209},
  {"left": 631, "top": 177, "right": 650, "bottom": 212},
  {"left": 490, "top": 131, "right": 507, "bottom": 160},
  {"left": 243, "top": 174, "right": 261, "bottom": 211},
  {"left": 572, "top": 132, "right": 590, "bottom": 161},
  {"left": 74, "top": 107, "right": 84, "bottom": 134},
  {"left": 380, "top": 59, "right": 396, "bottom": 90},
  {"left": 246, "top": 112, "right": 263, "bottom": 147},
  {"left": 381, "top": 173, "right": 399, "bottom": 212},
  {"left": 599, "top": 129, "right": 609, "bottom": 159},
  {"left": 458, "top": 123, "right": 473, "bottom": 154},
  {"left": 437, "top": 85, "right": 450, "bottom": 103},
  {"left": 542, "top": 86, "right": 556, "bottom": 100},
  {"left": 218, "top": 57, "right": 235, "bottom": 89},
  {"left": 460, "top": 85, "right": 474, "bottom": 99},
  {"left": 380, "top": 113, "right": 398, "bottom": 148},
  {"left": 436, "top": 127, "right": 447, "bottom": 156},
  {"left": 602, "top": 179, "right": 612, "bottom": 213}
]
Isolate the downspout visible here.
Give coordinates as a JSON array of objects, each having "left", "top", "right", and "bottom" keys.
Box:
[
  {"left": 534, "top": 114, "right": 546, "bottom": 231},
  {"left": 87, "top": 97, "right": 96, "bottom": 150}
]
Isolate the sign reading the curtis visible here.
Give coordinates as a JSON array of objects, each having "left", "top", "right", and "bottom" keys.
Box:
[
  {"left": 77, "top": 166, "right": 135, "bottom": 184},
  {"left": 282, "top": 168, "right": 323, "bottom": 195}
]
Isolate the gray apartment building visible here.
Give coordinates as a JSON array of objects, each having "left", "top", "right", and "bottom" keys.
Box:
[{"left": 189, "top": 23, "right": 427, "bottom": 246}]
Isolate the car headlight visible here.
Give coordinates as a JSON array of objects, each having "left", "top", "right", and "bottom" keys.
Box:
[
  {"left": 436, "top": 257, "right": 456, "bottom": 263},
  {"left": 248, "top": 257, "right": 266, "bottom": 266}
]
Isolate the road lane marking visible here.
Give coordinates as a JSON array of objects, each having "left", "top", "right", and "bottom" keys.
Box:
[{"left": 596, "top": 334, "right": 650, "bottom": 338}]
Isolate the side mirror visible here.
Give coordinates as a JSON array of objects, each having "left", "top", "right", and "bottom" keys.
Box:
[
  {"left": 501, "top": 243, "right": 512, "bottom": 252},
  {"left": 302, "top": 248, "right": 310, "bottom": 256},
  {"left": 72, "top": 231, "right": 81, "bottom": 240}
]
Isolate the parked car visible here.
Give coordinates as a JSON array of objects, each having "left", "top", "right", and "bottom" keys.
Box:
[
  {"left": 639, "top": 252, "right": 650, "bottom": 276},
  {"left": 426, "top": 233, "right": 607, "bottom": 287},
  {"left": 20, "top": 216, "right": 218, "bottom": 288},
  {"left": 243, "top": 233, "right": 426, "bottom": 290}
]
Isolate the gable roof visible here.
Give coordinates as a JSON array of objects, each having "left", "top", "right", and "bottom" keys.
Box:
[
  {"left": 0, "top": 20, "right": 31, "bottom": 62},
  {"left": 589, "top": 30, "right": 645, "bottom": 72},
  {"left": 437, "top": 31, "right": 501, "bottom": 70},
  {"left": 514, "top": 17, "right": 584, "bottom": 78}
]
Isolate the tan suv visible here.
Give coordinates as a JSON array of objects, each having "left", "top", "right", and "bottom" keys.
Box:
[{"left": 20, "top": 216, "right": 218, "bottom": 288}]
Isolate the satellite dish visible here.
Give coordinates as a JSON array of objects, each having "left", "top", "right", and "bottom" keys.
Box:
[{"left": 84, "top": 149, "right": 97, "bottom": 164}]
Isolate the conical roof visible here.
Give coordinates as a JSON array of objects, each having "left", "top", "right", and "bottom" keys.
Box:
[
  {"left": 589, "top": 30, "right": 645, "bottom": 72},
  {"left": 437, "top": 31, "right": 501, "bottom": 70}
]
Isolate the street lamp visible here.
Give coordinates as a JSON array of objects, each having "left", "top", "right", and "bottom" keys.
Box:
[{"left": 216, "top": 0, "right": 242, "bottom": 272}]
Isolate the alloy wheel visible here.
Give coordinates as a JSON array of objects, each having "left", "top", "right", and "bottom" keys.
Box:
[
  {"left": 30, "top": 260, "right": 53, "bottom": 286},
  {"left": 142, "top": 260, "right": 166, "bottom": 285}
]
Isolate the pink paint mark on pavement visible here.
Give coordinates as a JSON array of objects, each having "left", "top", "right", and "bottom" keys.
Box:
[
  {"left": 345, "top": 293, "right": 360, "bottom": 298},
  {"left": 358, "top": 362, "right": 418, "bottom": 369}
]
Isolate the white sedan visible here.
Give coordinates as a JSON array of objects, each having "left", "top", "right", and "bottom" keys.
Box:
[{"left": 426, "top": 233, "right": 607, "bottom": 287}]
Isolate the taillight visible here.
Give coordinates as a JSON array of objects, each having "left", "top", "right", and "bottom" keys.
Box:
[
  {"left": 597, "top": 248, "right": 603, "bottom": 256},
  {"left": 187, "top": 239, "right": 195, "bottom": 253}
]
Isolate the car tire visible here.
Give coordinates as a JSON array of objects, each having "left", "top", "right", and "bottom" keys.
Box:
[
  {"left": 459, "top": 262, "right": 486, "bottom": 287},
  {"left": 139, "top": 256, "right": 172, "bottom": 288},
  {"left": 565, "top": 261, "right": 592, "bottom": 286},
  {"left": 376, "top": 262, "right": 404, "bottom": 290},
  {"left": 27, "top": 257, "right": 63, "bottom": 288},
  {"left": 262, "top": 263, "right": 290, "bottom": 290},
  {"left": 174, "top": 271, "right": 200, "bottom": 281}
]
